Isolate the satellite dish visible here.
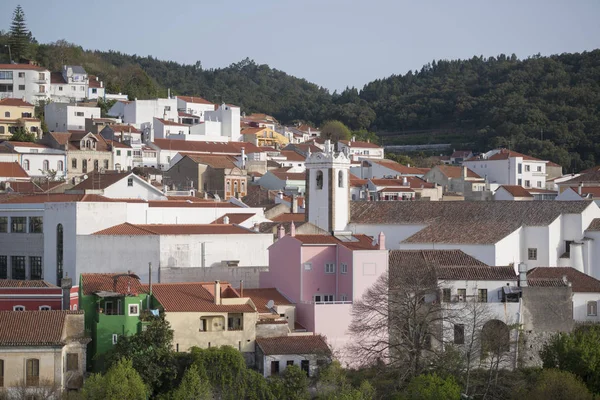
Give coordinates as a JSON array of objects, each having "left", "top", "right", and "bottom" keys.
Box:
[{"left": 266, "top": 300, "right": 275, "bottom": 310}]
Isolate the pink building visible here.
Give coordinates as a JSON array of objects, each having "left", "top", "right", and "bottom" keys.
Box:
[{"left": 261, "top": 225, "right": 388, "bottom": 364}]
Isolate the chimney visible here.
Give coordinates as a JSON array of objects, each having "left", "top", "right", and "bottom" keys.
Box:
[
  {"left": 578, "top": 183, "right": 583, "bottom": 195},
  {"left": 223, "top": 215, "right": 230, "bottom": 224},
  {"left": 462, "top": 166, "right": 468, "bottom": 179},
  {"left": 518, "top": 262, "right": 528, "bottom": 287},
  {"left": 278, "top": 191, "right": 284, "bottom": 200},
  {"left": 214, "top": 280, "right": 221, "bottom": 305},
  {"left": 277, "top": 224, "right": 285, "bottom": 239},
  {"left": 292, "top": 195, "right": 298, "bottom": 213},
  {"left": 239, "top": 280, "right": 244, "bottom": 297},
  {"left": 365, "top": 189, "right": 370, "bottom": 201},
  {"left": 241, "top": 147, "right": 246, "bottom": 169},
  {"left": 253, "top": 222, "right": 260, "bottom": 232},
  {"left": 290, "top": 221, "right": 296, "bottom": 237},
  {"left": 378, "top": 232, "right": 385, "bottom": 250},
  {"left": 402, "top": 176, "right": 408, "bottom": 186}
]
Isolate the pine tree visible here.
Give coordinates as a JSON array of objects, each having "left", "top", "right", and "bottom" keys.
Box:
[{"left": 9, "top": 5, "right": 30, "bottom": 62}]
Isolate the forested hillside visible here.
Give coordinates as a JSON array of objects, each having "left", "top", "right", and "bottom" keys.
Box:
[{"left": 1, "top": 27, "right": 600, "bottom": 170}]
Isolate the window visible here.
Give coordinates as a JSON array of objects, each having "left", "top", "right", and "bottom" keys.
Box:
[
  {"left": 26, "top": 359, "right": 39, "bottom": 387},
  {"left": 13, "top": 306, "right": 25, "bottom": 311},
  {"left": 537, "top": 181, "right": 542, "bottom": 188},
  {"left": 104, "top": 159, "right": 109, "bottom": 169},
  {"left": 0, "top": 84, "right": 13, "bottom": 93},
  {"left": 29, "top": 217, "right": 43, "bottom": 233},
  {"left": 66, "top": 353, "right": 78, "bottom": 371},
  {"left": 38, "top": 73, "right": 45, "bottom": 80},
  {"left": 116, "top": 150, "right": 121, "bottom": 156},
  {"left": 127, "top": 177, "right": 133, "bottom": 187},
  {"left": 56, "top": 224, "right": 63, "bottom": 284},
  {"left": 0, "top": 217, "right": 7, "bottom": 233},
  {"left": 115, "top": 163, "right": 121, "bottom": 170},
  {"left": 164, "top": 106, "right": 171, "bottom": 111},
  {"left": 200, "top": 318, "right": 207, "bottom": 332},
  {"left": 286, "top": 360, "right": 294, "bottom": 366},
  {"left": 18, "top": 72, "right": 24, "bottom": 78},
  {"left": 234, "top": 181, "right": 238, "bottom": 194},
  {"left": 457, "top": 288, "right": 466, "bottom": 302},
  {"left": 518, "top": 163, "right": 522, "bottom": 174},
  {"left": 528, "top": 248, "right": 537, "bottom": 260},
  {"left": 524, "top": 180, "right": 530, "bottom": 187},
  {"left": 58, "top": 86, "right": 63, "bottom": 91},
  {"left": 241, "top": 181, "right": 245, "bottom": 193},
  {"left": 0, "top": 256, "right": 6, "bottom": 279},
  {"left": 42, "top": 160, "right": 49, "bottom": 171},
  {"left": 127, "top": 150, "right": 132, "bottom": 157},
  {"left": 94, "top": 160, "right": 99, "bottom": 171},
  {"left": 39, "top": 306, "right": 51, "bottom": 311},
  {"left": 112, "top": 334, "right": 118, "bottom": 345},
  {"left": 338, "top": 170, "right": 344, "bottom": 188},
  {"left": 30, "top": 256, "right": 42, "bottom": 280},
  {"left": 0, "top": 126, "right": 3, "bottom": 134},
  {"left": 129, "top": 304, "right": 139, "bottom": 316},
  {"left": 587, "top": 301, "right": 598, "bottom": 316},
  {"left": 226, "top": 181, "right": 231, "bottom": 193},
  {"left": 82, "top": 159, "right": 87, "bottom": 173},
  {"left": 72, "top": 158, "right": 77, "bottom": 169},
  {"left": 23, "top": 159, "right": 29, "bottom": 171},
  {"left": 301, "top": 360, "right": 309, "bottom": 376},
  {"left": 442, "top": 288, "right": 451, "bottom": 302},
  {"left": 80, "top": 86, "right": 85, "bottom": 91},
  {"left": 303, "top": 262, "right": 312, "bottom": 271},
  {"left": 11, "top": 217, "right": 26, "bottom": 233},
  {"left": 57, "top": 160, "right": 63, "bottom": 171},
  {"left": 18, "top": 84, "right": 25, "bottom": 90},
  {"left": 316, "top": 170, "right": 323, "bottom": 189},
  {"left": 537, "top": 165, "right": 542, "bottom": 172},
  {"left": 340, "top": 263, "right": 348, "bottom": 274},
  {"left": 92, "top": 88, "right": 97, "bottom": 94},
  {"left": 4, "top": 111, "right": 9, "bottom": 118},
  {"left": 518, "top": 178, "right": 522, "bottom": 186},
  {"left": 39, "top": 85, "right": 45, "bottom": 93},
  {"left": 0, "top": 72, "right": 13, "bottom": 79},
  {"left": 478, "top": 289, "right": 488, "bottom": 303},
  {"left": 11, "top": 256, "right": 25, "bottom": 280},
  {"left": 454, "top": 324, "right": 465, "bottom": 344},
  {"left": 75, "top": 112, "right": 84, "bottom": 117},
  {"left": 525, "top": 165, "right": 530, "bottom": 172},
  {"left": 0, "top": 359, "right": 3, "bottom": 388},
  {"left": 340, "top": 294, "right": 348, "bottom": 301},
  {"left": 325, "top": 263, "right": 335, "bottom": 274},
  {"left": 271, "top": 361, "right": 280, "bottom": 376}
]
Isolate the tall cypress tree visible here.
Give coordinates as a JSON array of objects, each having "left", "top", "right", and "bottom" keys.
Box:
[{"left": 9, "top": 5, "right": 30, "bottom": 62}]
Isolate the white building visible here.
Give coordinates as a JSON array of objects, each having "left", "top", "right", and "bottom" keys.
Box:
[
  {"left": 0, "top": 63, "right": 51, "bottom": 104},
  {"left": 337, "top": 138, "right": 384, "bottom": 162},
  {"left": 258, "top": 167, "right": 307, "bottom": 195},
  {"left": 153, "top": 117, "right": 190, "bottom": 139},
  {"left": 351, "top": 158, "right": 427, "bottom": 179},
  {"left": 0, "top": 141, "right": 67, "bottom": 180},
  {"left": 176, "top": 95, "right": 215, "bottom": 120},
  {"left": 44, "top": 103, "right": 101, "bottom": 132},
  {"left": 122, "top": 98, "right": 178, "bottom": 141},
  {"left": 49, "top": 65, "right": 90, "bottom": 103},
  {"left": 463, "top": 149, "right": 548, "bottom": 189}
]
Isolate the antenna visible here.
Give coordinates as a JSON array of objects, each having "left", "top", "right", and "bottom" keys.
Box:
[{"left": 266, "top": 300, "right": 275, "bottom": 310}]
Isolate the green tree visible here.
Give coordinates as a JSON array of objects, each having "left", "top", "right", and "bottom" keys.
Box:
[
  {"left": 268, "top": 365, "right": 309, "bottom": 400},
  {"left": 316, "top": 361, "right": 374, "bottom": 400},
  {"left": 540, "top": 325, "right": 600, "bottom": 393},
  {"left": 9, "top": 5, "right": 31, "bottom": 61},
  {"left": 167, "top": 364, "right": 212, "bottom": 400},
  {"left": 104, "top": 313, "right": 177, "bottom": 396},
  {"left": 190, "top": 346, "right": 248, "bottom": 400},
  {"left": 517, "top": 369, "right": 593, "bottom": 400},
  {"left": 9, "top": 126, "right": 37, "bottom": 142},
  {"left": 402, "top": 373, "right": 461, "bottom": 400},
  {"left": 321, "top": 120, "right": 351, "bottom": 142},
  {"left": 82, "top": 358, "right": 148, "bottom": 400}
]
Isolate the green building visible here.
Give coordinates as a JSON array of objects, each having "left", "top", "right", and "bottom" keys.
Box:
[{"left": 79, "top": 272, "right": 150, "bottom": 371}]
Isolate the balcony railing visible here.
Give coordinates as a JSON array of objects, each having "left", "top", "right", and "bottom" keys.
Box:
[{"left": 0, "top": 92, "right": 14, "bottom": 99}]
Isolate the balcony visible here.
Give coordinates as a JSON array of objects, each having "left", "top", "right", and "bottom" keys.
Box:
[
  {"left": 34, "top": 91, "right": 48, "bottom": 96},
  {"left": 0, "top": 92, "right": 14, "bottom": 99}
]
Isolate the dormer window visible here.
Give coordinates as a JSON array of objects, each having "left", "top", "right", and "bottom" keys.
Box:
[{"left": 81, "top": 141, "right": 86, "bottom": 149}]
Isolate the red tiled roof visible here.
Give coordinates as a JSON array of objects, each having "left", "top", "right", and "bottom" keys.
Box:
[
  {"left": 498, "top": 185, "right": 533, "bottom": 198},
  {"left": 147, "top": 200, "right": 241, "bottom": 208},
  {"left": 88, "top": 75, "right": 102, "bottom": 88},
  {"left": 177, "top": 95, "right": 213, "bottom": 105},
  {"left": 242, "top": 288, "right": 292, "bottom": 313},
  {"left": 527, "top": 267, "right": 600, "bottom": 292},
  {"left": 339, "top": 140, "right": 381, "bottom": 149},
  {"left": 369, "top": 159, "right": 426, "bottom": 175},
  {"left": 183, "top": 154, "right": 238, "bottom": 169},
  {"left": 269, "top": 167, "right": 306, "bottom": 181},
  {"left": 437, "top": 265, "right": 517, "bottom": 281},
  {"left": 0, "top": 193, "right": 120, "bottom": 204},
  {"left": 0, "top": 64, "right": 47, "bottom": 71},
  {"left": 152, "top": 139, "right": 261, "bottom": 155},
  {"left": 81, "top": 273, "right": 144, "bottom": 296},
  {"left": 50, "top": 72, "right": 66, "bottom": 84},
  {"left": 389, "top": 250, "right": 487, "bottom": 268},
  {"left": 155, "top": 118, "right": 188, "bottom": 127},
  {"left": 0, "top": 279, "right": 57, "bottom": 288},
  {"left": 0, "top": 98, "right": 34, "bottom": 107},
  {"left": 0, "top": 161, "right": 28, "bottom": 178},
  {"left": 4, "top": 141, "right": 47, "bottom": 148},
  {"left": 148, "top": 282, "right": 255, "bottom": 313},
  {"left": 436, "top": 165, "right": 482, "bottom": 179},
  {"left": 451, "top": 150, "right": 472, "bottom": 158},
  {"left": 211, "top": 213, "right": 256, "bottom": 224},
  {"left": 178, "top": 111, "right": 199, "bottom": 118},
  {"left": 70, "top": 172, "right": 132, "bottom": 191},
  {"left": 0, "top": 310, "right": 83, "bottom": 346},
  {"left": 378, "top": 187, "right": 414, "bottom": 193},
  {"left": 47, "top": 132, "right": 71, "bottom": 146},
  {"left": 292, "top": 234, "right": 379, "bottom": 250},
  {"left": 370, "top": 178, "right": 435, "bottom": 189},
  {"left": 108, "top": 140, "right": 131, "bottom": 149},
  {"left": 93, "top": 222, "right": 254, "bottom": 235},
  {"left": 241, "top": 127, "right": 266, "bottom": 136},
  {"left": 486, "top": 149, "right": 544, "bottom": 162},
  {"left": 106, "top": 124, "right": 141, "bottom": 134},
  {"left": 271, "top": 213, "right": 306, "bottom": 223},
  {"left": 256, "top": 335, "right": 330, "bottom": 356}
]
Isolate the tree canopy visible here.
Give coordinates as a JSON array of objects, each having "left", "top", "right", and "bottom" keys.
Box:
[{"left": 8, "top": 5, "right": 32, "bottom": 61}]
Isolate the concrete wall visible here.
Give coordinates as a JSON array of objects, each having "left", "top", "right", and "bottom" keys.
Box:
[
  {"left": 160, "top": 266, "right": 266, "bottom": 287},
  {"left": 521, "top": 286, "right": 573, "bottom": 332},
  {"left": 258, "top": 351, "right": 324, "bottom": 377}
]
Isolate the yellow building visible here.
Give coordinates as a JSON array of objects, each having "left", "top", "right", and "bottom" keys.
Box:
[
  {"left": 242, "top": 126, "right": 289, "bottom": 147},
  {"left": 0, "top": 98, "right": 42, "bottom": 139}
]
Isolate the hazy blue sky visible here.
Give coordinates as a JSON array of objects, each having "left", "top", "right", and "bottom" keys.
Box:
[{"left": 1, "top": 0, "right": 598, "bottom": 92}]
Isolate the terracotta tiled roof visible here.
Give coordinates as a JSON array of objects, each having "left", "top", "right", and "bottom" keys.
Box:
[
  {"left": 437, "top": 266, "right": 517, "bottom": 281},
  {"left": 527, "top": 267, "right": 600, "bottom": 292},
  {"left": 183, "top": 154, "right": 238, "bottom": 169},
  {"left": 498, "top": 185, "right": 533, "bottom": 198},
  {"left": 0, "top": 98, "right": 34, "bottom": 107},
  {"left": 106, "top": 124, "right": 141, "bottom": 134},
  {"left": 177, "top": 95, "right": 213, "bottom": 105},
  {"left": 350, "top": 201, "right": 592, "bottom": 244},
  {"left": 339, "top": 140, "right": 381, "bottom": 149},
  {"left": 562, "top": 170, "right": 600, "bottom": 185},
  {"left": 0, "top": 161, "right": 28, "bottom": 178},
  {"left": 81, "top": 273, "right": 144, "bottom": 296},
  {"left": 0, "top": 64, "right": 47, "bottom": 71},
  {"left": 0, "top": 310, "right": 83, "bottom": 346},
  {"left": 155, "top": 118, "right": 188, "bottom": 127},
  {"left": 483, "top": 149, "right": 544, "bottom": 162},
  {"left": 369, "top": 159, "right": 426, "bottom": 175},
  {"left": 269, "top": 167, "right": 306, "bottom": 181},
  {"left": 0, "top": 193, "right": 120, "bottom": 204},
  {"left": 0, "top": 279, "right": 57, "bottom": 288},
  {"left": 147, "top": 201, "right": 241, "bottom": 208},
  {"left": 4, "top": 141, "right": 47, "bottom": 148},
  {"left": 436, "top": 165, "right": 482, "bottom": 179},
  {"left": 370, "top": 177, "right": 435, "bottom": 189},
  {"left": 47, "top": 132, "right": 71, "bottom": 146},
  {"left": 148, "top": 282, "right": 255, "bottom": 313},
  {"left": 108, "top": 140, "right": 131, "bottom": 149},
  {"left": 243, "top": 288, "right": 292, "bottom": 313},
  {"left": 389, "top": 250, "right": 487, "bottom": 268},
  {"left": 292, "top": 234, "right": 379, "bottom": 250},
  {"left": 285, "top": 143, "right": 322, "bottom": 154},
  {"left": 451, "top": 150, "right": 472, "bottom": 158},
  {"left": 256, "top": 335, "right": 330, "bottom": 356},
  {"left": 88, "top": 75, "right": 102, "bottom": 88},
  {"left": 378, "top": 187, "right": 414, "bottom": 193},
  {"left": 50, "top": 72, "right": 66, "bottom": 84},
  {"left": 211, "top": 213, "right": 256, "bottom": 224},
  {"left": 93, "top": 222, "right": 254, "bottom": 235},
  {"left": 350, "top": 174, "right": 367, "bottom": 187},
  {"left": 271, "top": 213, "right": 306, "bottom": 223},
  {"left": 280, "top": 150, "right": 306, "bottom": 162},
  {"left": 241, "top": 127, "right": 266, "bottom": 136},
  {"left": 153, "top": 139, "right": 261, "bottom": 155},
  {"left": 70, "top": 172, "right": 132, "bottom": 191}
]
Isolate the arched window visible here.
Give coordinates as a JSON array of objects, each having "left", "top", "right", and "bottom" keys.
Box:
[
  {"left": 115, "top": 163, "right": 121, "bottom": 171},
  {"left": 72, "top": 158, "right": 77, "bottom": 169},
  {"left": 234, "top": 181, "right": 238, "bottom": 194},
  {"left": 338, "top": 170, "right": 344, "bottom": 188},
  {"left": 23, "top": 160, "right": 30, "bottom": 171},
  {"left": 481, "top": 320, "right": 510, "bottom": 356},
  {"left": 86, "top": 140, "right": 91, "bottom": 149},
  {"left": 26, "top": 358, "right": 39, "bottom": 387},
  {"left": 42, "top": 160, "right": 49, "bottom": 171},
  {"left": 56, "top": 224, "right": 63, "bottom": 285},
  {"left": 226, "top": 181, "right": 231, "bottom": 194},
  {"left": 587, "top": 301, "right": 598, "bottom": 316},
  {"left": 57, "top": 161, "right": 63, "bottom": 171},
  {"left": 316, "top": 170, "right": 323, "bottom": 190},
  {"left": 241, "top": 181, "right": 245, "bottom": 193}
]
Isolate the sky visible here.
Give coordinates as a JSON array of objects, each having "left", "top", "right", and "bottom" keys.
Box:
[{"left": 0, "top": 0, "right": 599, "bottom": 92}]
